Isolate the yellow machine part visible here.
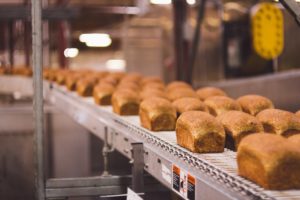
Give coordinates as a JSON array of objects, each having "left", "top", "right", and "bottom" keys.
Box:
[{"left": 251, "top": 3, "right": 284, "bottom": 60}]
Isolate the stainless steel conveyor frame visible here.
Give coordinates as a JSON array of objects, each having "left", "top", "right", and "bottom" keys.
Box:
[{"left": 42, "top": 82, "right": 300, "bottom": 200}]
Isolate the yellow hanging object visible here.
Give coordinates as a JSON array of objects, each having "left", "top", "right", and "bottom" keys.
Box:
[{"left": 251, "top": 3, "right": 284, "bottom": 60}]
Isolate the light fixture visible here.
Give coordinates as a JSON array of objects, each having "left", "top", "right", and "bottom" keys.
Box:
[
  {"left": 187, "top": 0, "right": 196, "bottom": 5},
  {"left": 79, "top": 33, "right": 112, "bottom": 48},
  {"left": 105, "top": 59, "right": 126, "bottom": 71},
  {"left": 150, "top": 0, "right": 171, "bottom": 5},
  {"left": 64, "top": 48, "right": 79, "bottom": 58}
]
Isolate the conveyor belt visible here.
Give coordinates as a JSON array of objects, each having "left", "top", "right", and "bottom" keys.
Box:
[{"left": 45, "top": 82, "right": 300, "bottom": 200}]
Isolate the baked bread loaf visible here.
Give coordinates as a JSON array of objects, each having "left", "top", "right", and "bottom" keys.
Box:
[
  {"left": 196, "top": 87, "right": 227, "bottom": 100},
  {"left": 139, "top": 97, "right": 176, "bottom": 131},
  {"left": 120, "top": 73, "right": 142, "bottom": 84},
  {"left": 216, "top": 111, "right": 263, "bottom": 150},
  {"left": 11, "top": 67, "right": 32, "bottom": 76},
  {"left": 56, "top": 71, "right": 69, "bottom": 85},
  {"left": 76, "top": 78, "right": 97, "bottom": 97},
  {"left": 167, "top": 88, "right": 198, "bottom": 101},
  {"left": 112, "top": 90, "right": 140, "bottom": 115},
  {"left": 93, "top": 84, "right": 115, "bottom": 105},
  {"left": 142, "top": 76, "right": 163, "bottom": 86},
  {"left": 256, "top": 109, "right": 300, "bottom": 137},
  {"left": 172, "top": 97, "right": 207, "bottom": 116},
  {"left": 142, "top": 82, "right": 165, "bottom": 91},
  {"left": 204, "top": 96, "right": 241, "bottom": 116},
  {"left": 0, "top": 67, "right": 10, "bottom": 75},
  {"left": 237, "top": 134, "right": 300, "bottom": 190},
  {"left": 237, "top": 95, "right": 274, "bottom": 116},
  {"left": 65, "top": 74, "right": 80, "bottom": 91},
  {"left": 166, "top": 81, "right": 192, "bottom": 92},
  {"left": 176, "top": 111, "right": 225, "bottom": 153},
  {"left": 140, "top": 89, "right": 168, "bottom": 100},
  {"left": 99, "top": 76, "right": 119, "bottom": 86},
  {"left": 117, "top": 82, "right": 140, "bottom": 92}
]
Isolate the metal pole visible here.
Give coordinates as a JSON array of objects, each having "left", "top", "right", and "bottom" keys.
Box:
[
  {"left": 187, "top": 0, "right": 207, "bottom": 84},
  {"left": 32, "top": 0, "right": 45, "bottom": 199},
  {"left": 102, "top": 126, "right": 111, "bottom": 176},
  {"left": 131, "top": 142, "right": 144, "bottom": 193},
  {"left": 172, "top": 0, "right": 188, "bottom": 81}
]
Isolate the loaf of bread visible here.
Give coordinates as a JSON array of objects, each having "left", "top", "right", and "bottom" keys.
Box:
[
  {"left": 196, "top": 87, "right": 227, "bottom": 100},
  {"left": 142, "top": 82, "right": 165, "bottom": 91},
  {"left": 99, "top": 76, "right": 119, "bottom": 86},
  {"left": 11, "top": 67, "right": 32, "bottom": 76},
  {"left": 141, "top": 76, "right": 163, "bottom": 86},
  {"left": 166, "top": 81, "right": 192, "bottom": 92},
  {"left": 176, "top": 111, "right": 225, "bottom": 153},
  {"left": 237, "top": 134, "right": 300, "bottom": 190},
  {"left": 65, "top": 74, "right": 81, "bottom": 91},
  {"left": 76, "top": 78, "right": 97, "bottom": 97},
  {"left": 120, "top": 73, "right": 142, "bottom": 84},
  {"left": 56, "top": 71, "right": 69, "bottom": 85},
  {"left": 204, "top": 96, "right": 241, "bottom": 116},
  {"left": 93, "top": 84, "right": 115, "bottom": 105},
  {"left": 140, "top": 89, "right": 168, "bottom": 100},
  {"left": 117, "top": 82, "right": 140, "bottom": 92},
  {"left": 167, "top": 88, "right": 198, "bottom": 101},
  {"left": 112, "top": 90, "right": 140, "bottom": 115},
  {"left": 237, "top": 95, "right": 274, "bottom": 116},
  {"left": 256, "top": 109, "right": 300, "bottom": 137},
  {"left": 172, "top": 97, "right": 207, "bottom": 116},
  {"left": 139, "top": 97, "right": 176, "bottom": 131},
  {"left": 216, "top": 111, "right": 263, "bottom": 150},
  {"left": 0, "top": 67, "right": 9, "bottom": 75}
]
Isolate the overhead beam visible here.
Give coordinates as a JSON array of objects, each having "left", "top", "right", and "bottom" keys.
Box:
[
  {"left": 0, "top": 6, "right": 79, "bottom": 20},
  {"left": 0, "top": 5, "right": 140, "bottom": 20}
]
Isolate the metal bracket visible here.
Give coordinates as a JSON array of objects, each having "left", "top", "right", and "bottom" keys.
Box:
[
  {"left": 102, "top": 126, "right": 114, "bottom": 177},
  {"left": 131, "top": 142, "right": 144, "bottom": 193}
]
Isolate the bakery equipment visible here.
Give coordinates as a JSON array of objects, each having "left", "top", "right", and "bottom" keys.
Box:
[{"left": 42, "top": 80, "right": 300, "bottom": 199}]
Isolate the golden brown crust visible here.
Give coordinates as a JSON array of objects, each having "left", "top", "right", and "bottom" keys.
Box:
[
  {"left": 166, "top": 81, "right": 192, "bottom": 92},
  {"left": 76, "top": 78, "right": 97, "bottom": 97},
  {"left": 176, "top": 111, "right": 225, "bottom": 153},
  {"left": 172, "top": 97, "right": 208, "bottom": 115},
  {"left": 11, "top": 67, "right": 32, "bottom": 76},
  {"left": 93, "top": 84, "right": 115, "bottom": 105},
  {"left": 288, "top": 134, "right": 300, "bottom": 146},
  {"left": 142, "top": 82, "right": 165, "bottom": 91},
  {"left": 117, "top": 82, "right": 140, "bottom": 91},
  {"left": 237, "top": 134, "right": 300, "bottom": 190},
  {"left": 112, "top": 90, "right": 140, "bottom": 115},
  {"left": 120, "top": 73, "right": 143, "bottom": 84},
  {"left": 99, "top": 76, "right": 119, "bottom": 86},
  {"left": 204, "top": 96, "right": 241, "bottom": 116},
  {"left": 296, "top": 110, "right": 300, "bottom": 118},
  {"left": 256, "top": 109, "right": 300, "bottom": 137},
  {"left": 0, "top": 67, "right": 9, "bottom": 75},
  {"left": 141, "top": 76, "right": 163, "bottom": 86},
  {"left": 237, "top": 95, "right": 274, "bottom": 116},
  {"left": 216, "top": 111, "right": 264, "bottom": 150},
  {"left": 167, "top": 88, "right": 198, "bottom": 101},
  {"left": 140, "top": 89, "right": 168, "bottom": 100},
  {"left": 139, "top": 97, "right": 176, "bottom": 131},
  {"left": 196, "top": 87, "right": 227, "bottom": 100},
  {"left": 65, "top": 74, "right": 81, "bottom": 91}
]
